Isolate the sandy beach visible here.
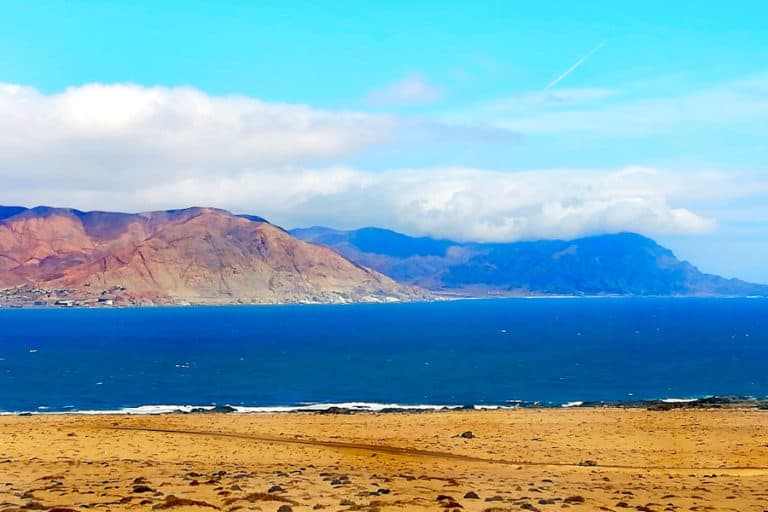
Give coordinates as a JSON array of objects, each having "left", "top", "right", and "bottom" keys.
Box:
[{"left": 1, "top": 408, "right": 767, "bottom": 511}]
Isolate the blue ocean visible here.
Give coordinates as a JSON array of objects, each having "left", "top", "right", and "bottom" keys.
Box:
[{"left": 0, "top": 298, "right": 766, "bottom": 413}]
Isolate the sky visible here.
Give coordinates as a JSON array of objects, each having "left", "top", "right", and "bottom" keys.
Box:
[{"left": 0, "top": 1, "right": 767, "bottom": 281}]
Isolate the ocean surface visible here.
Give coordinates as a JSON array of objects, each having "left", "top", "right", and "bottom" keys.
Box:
[{"left": 0, "top": 298, "right": 766, "bottom": 413}]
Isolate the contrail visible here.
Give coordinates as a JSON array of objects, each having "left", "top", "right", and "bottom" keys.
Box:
[{"left": 544, "top": 42, "right": 604, "bottom": 90}]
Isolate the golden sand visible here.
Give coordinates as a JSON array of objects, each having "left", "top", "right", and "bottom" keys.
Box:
[{"left": 1, "top": 409, "right": 767, "bottom": 511}]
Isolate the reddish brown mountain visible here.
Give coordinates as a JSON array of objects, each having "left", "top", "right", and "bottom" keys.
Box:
[{"left": 0, "top": 206, "right": 428, "bottom": 305}]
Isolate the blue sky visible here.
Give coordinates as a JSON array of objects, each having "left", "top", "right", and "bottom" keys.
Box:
[{"left": 0, "top": 1, "right": 767, "bottom": 281}]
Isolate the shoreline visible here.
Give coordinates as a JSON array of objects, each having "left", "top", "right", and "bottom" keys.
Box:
[
  {"left": 4, "top": 395, "right": 768, "bottom": 416},
  {"left": 1, "top": 293, "right": 765, "bottom": 310}
]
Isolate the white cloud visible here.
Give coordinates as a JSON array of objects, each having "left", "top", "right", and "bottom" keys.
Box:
[
  {"left": 366, "top": 74, "right": 442, "bottom": 106},
  {"left": 5, "top": 162, "right": 759, "bottom": 243},
  {"left": 0, "top": 83, "right": 396, "bottom": 187},
  {"left": 1, "top": 82, "right": 765, "bottom": 244},
  {"left": 340, "top": 166, "right": 721, "bottom": 241}
]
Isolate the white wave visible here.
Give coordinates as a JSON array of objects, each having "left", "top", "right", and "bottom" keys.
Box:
[
  {"left": 561, "top": 401, "right": 584, "bottom": 408},
  {"left": 0, "top": 402, "right": 467, "bottom": 415},
  {"left": 0, "top": 404, "right": 206, "bottom": 415},
  {"left": 241, "top": 402, "right": 465, "bottom": 412},
  {"left": 661, "top": 398, "right": 698, "bottom": 403}
]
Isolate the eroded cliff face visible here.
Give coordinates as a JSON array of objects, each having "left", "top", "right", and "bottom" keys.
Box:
[{"left": 0, "top": 207, "right": 428, "bottom": 305}]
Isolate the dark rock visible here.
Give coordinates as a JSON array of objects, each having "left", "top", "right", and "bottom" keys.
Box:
[
  {"left": 277, "top": 506, "right": 293, "bottom": 512},
  {"left": 459, "top": 431, "right": 475, "bottom": 439},
  {"left": 132, "top": 485, "right": 153, "bottom": 493},
  {"left": 563, "top": 496, "right": 585, "bottom": 504},
  {"left": 268, "top": 485, "right": 284, "bottom": 494},
  {"left": 464, "top": 491, "right": 479, "bottom": 499},
  {"left": 317, "top": 407, "right": 352, "bottom": 415},
  {"left": 152, "top": 495, "right": 219, "bottom": 510}
]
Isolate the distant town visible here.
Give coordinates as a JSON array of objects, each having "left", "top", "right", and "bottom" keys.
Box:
[{"left": 0, "top": 284, "right": 127, "bottom": 308}]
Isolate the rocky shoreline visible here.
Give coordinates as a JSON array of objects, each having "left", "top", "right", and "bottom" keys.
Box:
[
  {"left": 8, "top": 396, "right": 767, "bottom": 416},
  {"left": 208, "top": 396, "right": 768, "bottom": 414},
  {"left": 574, "top": 395, "right": 768, "bottom": 410}
]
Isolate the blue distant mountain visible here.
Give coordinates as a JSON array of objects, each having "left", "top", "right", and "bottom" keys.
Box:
[
  {"left": 291, "top": 226, "right": 768, "bottom": 297},
  {"left": 0, "top": 206, "right": 27, "bottom": 220}
]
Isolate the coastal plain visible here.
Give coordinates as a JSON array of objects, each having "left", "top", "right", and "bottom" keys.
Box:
[{"left": 1, "top": 409, "right": 767, "bottom": 512}]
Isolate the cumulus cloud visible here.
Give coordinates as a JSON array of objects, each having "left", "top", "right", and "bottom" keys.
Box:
[
  {"left": 0, "top": 83, "right": 396, "bottom": 187},
  {"left": 369, "top": 167, "right": 716, "bottom": 241},
  {"left": 0, "top": 82, "right": 762, "bottom": 243},
  {"left": 4, "top": 161, "right": 750, "bottom": 242},
  {"left": 366, "top": 74, "right": 442, "bottom": 106}
]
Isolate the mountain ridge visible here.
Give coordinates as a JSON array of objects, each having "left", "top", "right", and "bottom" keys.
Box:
[
  {"left": 0, "top": 206, "right": 427, "bottom": 306},
  {"left": 2, "top": 204, "right": 764, "bottom": 305},
  {"left": 290, "top": 226, "right": 768, "bottom": 297}
]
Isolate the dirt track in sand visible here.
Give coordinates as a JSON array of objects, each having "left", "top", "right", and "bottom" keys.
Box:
[
  {"left": 2, "top": 408, "right": 768, "bottom": 511},
  {"left": 108, "top": 424, "right": 768, "bottom": 474}
]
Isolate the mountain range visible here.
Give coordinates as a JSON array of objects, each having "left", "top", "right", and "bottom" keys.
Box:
[
  {"left": 291, "top": 226, "right": 768, "bottom": 297},
  {"left": 1, "top": 205, "right": 765, "bottom": 307},
  {"left": 0, "top": 206, "right": 425, "bottom": 306}
]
